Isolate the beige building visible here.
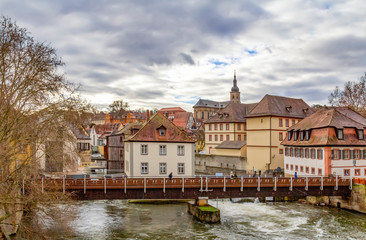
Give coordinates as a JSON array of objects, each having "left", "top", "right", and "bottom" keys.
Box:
[{"left": 125, "top": 112, "right": 195, "bottom": 177}]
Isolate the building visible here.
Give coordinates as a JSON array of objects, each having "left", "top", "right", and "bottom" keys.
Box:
[
  {"left": 246, "top": 94, "right": 313, "bottom": 172},
  {"left": 124, "top": 112, "right": 195, "bottom": 177},
  {"left": 158, "top": 107, "right": 196, "bottom": 130},
  {"left": 193, "top": 99, "right": 229, "bottom": 122},
  {"left": 106, "top": 123, "right": 143, "bottom": 173},
  {"left": 282, "top": 107, "right": 366, "bottom": 177}
]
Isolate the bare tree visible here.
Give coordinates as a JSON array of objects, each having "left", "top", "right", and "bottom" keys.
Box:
[
  {"left": 329, "top": 73, "right": 366, "bottom": 114},
  {"left": 108, "top": 99, "right": 129, "bottom": 116},
  {"left": 0, "top": 16, "right": 92, "bottom": 238}
]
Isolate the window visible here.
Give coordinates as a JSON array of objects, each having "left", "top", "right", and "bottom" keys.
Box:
[
  {"left": 244, "top": 135, "right": 247, "bottom": 141},
  {"left": 295, "top": 165, "right": 298, "bottom": 171},
  {"left": 318, "top": 169, "right": 322, "bottom": 175},
  {"left": 279, "top": 149, "right": 283, "bottom": 154},
  {"left": 359, "top": 129, "right": 364, "bottom": 140},
  {"left": 209, "top": 135, "right": 212, "bottom": 141},
  {"left": 159, "top": 145, "right": 167, "bottom": 155},
  {"left": 215, "top": 135, "right": 218, "bottom": 141},
  {"left": 226, "top": 124, "right": 229, "bottom": 130},
  {"left": 226, "top": 135, "right": 230, "bottom": 140},
  {"left": 285, "top": 119, "right": 289, "bottom": 127},
  {"left": 286, "top": 164, "right": 289, "bottom": 170},
  {"left": 159, "top": 163, "right": 167, "bottom": 174},
  {"left": 354, "top": 149, "right": 360, "bottom": 159},
  {"left": 177, "top": 145, "right": 184, "bottom": 156},
  {"left": 159, "top": 128, "right": 166, "bottom": 136},
  {"left": 288, "top": 131, "right": 292, "bottom": 140},
  {"left": 120, "top": 136, "right": 123, "bottom": 142},
  {"left": 333, "top": 149, "right": 339, "bottom": 160},
  {"left": 337, "top": 129, "right": 344, "bottom": 140},
  {"left": 141, "top": 163, "right": 148, "bottom": 174},
  {"left": 290, "top": 148, "right": 293, "bottom": 157},
  {"left": 279, "top": 132, "right": 283, "bottom": 141},
  {"left": 364, "top": 150, "right": 366, "bottom": 159},
  {"left": 292, "top": 120, "right": 295, "bottom": 126},
  {"left": 306, "top": 167, "right": 309, "bottom": 173},
  {"left": 300, "top": 131, "right": 304, "bottom": 141},
  {"left": 300, "top": 166, "right": 304, "bottom": 172},
  {"left": 317, "top": 149, "right": 323, "bottom": 160},
  {"left": 238, "top": 135, "right": 241, "bottom": 141},
  {"left": 209, "top": 124, "right": 212, "bottom": 130},
  {"left": 344, "top": 169, "right": 350, "bottom": 176},
  {"left": 220, "top": 124, "right": 223, "bottom": 130},
  {"left": 290, "top": 164, "right": 293, "bottom": 170},
  {"left": 120, "top": 149, "right": 124, "bottom": 158},
  {"left": 238, "top": 124, "right": 241, "bottom": 130},
  {"left": 305, "top": 130, "right": 310, "bottom": 140},
  {"left": 301, "top": 148, "right": 304, "bottom": 158},
  {"left": 355, "top": 169, "right": 361, "bottom": 176},
  {"left": 201, "top": 112, "right": 204, "bottom": 119},
  {"left": 294, "top": 131, "right": 298, "bottom": 141},
  {"left": 141, "top": 144, "right": 148, "bottom": 155},
  {"left": 214, "top": 124, "right": 218, "bottom": 130},
  {"left": 279, "top": 118, "right": 283, "bottom": 127},
  {"left": 220, "top": 135, "right": 223, "bottom": 141},
  {"left": 344, "top": 150, "right": 350, "bottom": 159},
  {"left": 285, "top": 147, "right": 289, "bottom": 156},
  {"left": 311, "top": 168, "right": 315, "bottom": 174},
  {"left": 178, "top": 163, "right": 185, "bottom": 174}
]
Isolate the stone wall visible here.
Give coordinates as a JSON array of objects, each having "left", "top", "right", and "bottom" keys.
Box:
[{"left": 195, "top": 154, "right": 248, "bottom": 175}]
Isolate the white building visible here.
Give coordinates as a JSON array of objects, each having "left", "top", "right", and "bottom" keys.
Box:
[{"left": 124, "top": 112, "right": 195, "bottom": 177}]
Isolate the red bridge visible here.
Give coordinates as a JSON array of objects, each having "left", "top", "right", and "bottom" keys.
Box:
[{"left": 37, "top": 176, "right": 352, "bottom": 200}]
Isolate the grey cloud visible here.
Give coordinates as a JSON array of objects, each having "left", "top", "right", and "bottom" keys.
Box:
[{"left": 179, "top": 53, "right": 195, "bottom": 65}]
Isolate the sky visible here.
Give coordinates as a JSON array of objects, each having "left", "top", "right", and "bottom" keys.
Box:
[{"left": 1, "top": 0, "right": 366, "bottom": 112}]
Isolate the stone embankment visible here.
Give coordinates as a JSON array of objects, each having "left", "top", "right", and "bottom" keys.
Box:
[{"left": 187, "top": 197, "right": 220, "bottom": 223}]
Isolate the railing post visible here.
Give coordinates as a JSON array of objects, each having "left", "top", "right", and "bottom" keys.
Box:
[
  {"left": 257, "top": 176, "right": 260, "bottom": 192},
  {"left": 320, "top": 176, "right": 323, "bottom": 191},
  {"left": 200, "top": 177, "right": 203, "bottom": 192},
  {"left": 223, "top": 176, "right": 226, "bottom": 192},
  {"left": 22, "top": 178, "right": 25, "bottom": 195},
  {"left": 144, "top": 178, "right": 146, "bottom": 193},
  {"left": 182, "top": 177, "right": 184, "bottom": 193},
  {"left": 335, "top": 175, "right": 338, "bottom": 190},
  {"left": 63, "top": 175, "right": 65, "bottom": 194},
  {"left": 84, "top": 174, "right": 86, "bottom": 194},
  {"left": 305, "top": 177, "right": 308, "bottom": 191},
  {"left": 41, "top": 177, "right": 44, "bottom": 193},
  {"left": 104, "top": 175, "right": 107, "bottom": 194},
  {"left": 290, "top": 177, "right": 293, "bottom": 191},
  {"left": 273, "top": 177, "right": 277, "bottom": 191},
  {"left": 124, "top": 177, "right": 127, "bottom": 194},
  {"left": 163, "top": 178, "right": 166, "bottom": 193},
  {"left": 240, "top": 176, "right": 243, "bottom": 192},
  {"left": 205, "top": 177, "right": 208, "bottom": 192}
]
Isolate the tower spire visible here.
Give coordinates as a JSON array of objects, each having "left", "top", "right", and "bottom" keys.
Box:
[{"left": 230, "top": 70, "right": 240, "bottom": 103}]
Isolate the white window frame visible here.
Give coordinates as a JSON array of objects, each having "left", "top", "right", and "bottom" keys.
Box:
[
  {"left": 159, "top": 162, "right": 167, "bottom": 174},
  {"left": 177, "top": 145, "right": 185, "bottom": 156},
  {"left": 178, "top": 163, "right": 185, "bottom": 174},
  {"left": 159, "top": 129, "right": 166, "bottom": 136},
  {"left": 141, "top": 144, "right": 148, "bottom": 155},
  {"left": 159, "top": 145, "right": 167, "bottom": 155},
  {"left": 141, "top": 162, "right": 148, "bottom": 174}
]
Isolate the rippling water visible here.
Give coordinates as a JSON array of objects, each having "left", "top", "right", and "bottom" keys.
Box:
[{"left": 51, "top": 199, "right": 366, "bottom": 240}]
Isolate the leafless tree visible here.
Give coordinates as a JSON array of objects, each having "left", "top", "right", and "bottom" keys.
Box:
[
  {"left": 329, "top": 73, "right": 366, "bottom": 114},
  {"left": 108, "top": 99, "right": 130, "bottom": 116},
  {"left": 0, "top": 16, "right": 92, "bottom": 239}
]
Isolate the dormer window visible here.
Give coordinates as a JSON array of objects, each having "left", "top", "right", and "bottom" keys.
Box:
[
  {"left": 300, "top": 131, "right": 304, "bottom": 141},
  {"left": 337, "top": 129, "right": 344, "bottom": 140},
  {"left": 358, "top": 129, "right": 364, "bottom": 140},
  {"left": 305, "top": 130, "right": 310, "bottom": 140},
  {"left": 285, "top": 106, "right": 292, "bottom": 112},
  {"left": 157, "top": 126, "right": 166, "bottom": 136},
  {"left": 303, "top": 108, "right": 308, "bottom": 113},
  {"left": 294, "top": 131, "right": 298, "bottom": 141},
  {"left": 288, "top": 131, "right": 293, "bottom": 140}
]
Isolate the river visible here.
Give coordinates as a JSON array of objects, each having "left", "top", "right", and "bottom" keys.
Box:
[{"left": 42, "top": 199, "right": 366, "bottom": 240}]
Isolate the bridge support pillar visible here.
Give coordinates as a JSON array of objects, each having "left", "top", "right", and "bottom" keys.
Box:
[{"left": 187, "top": 197, "right": 220, "bottom": 223}]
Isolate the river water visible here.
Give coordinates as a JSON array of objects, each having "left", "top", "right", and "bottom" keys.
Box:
[{"left": 47, "top": 199, "right": 366, "bottom": 240}]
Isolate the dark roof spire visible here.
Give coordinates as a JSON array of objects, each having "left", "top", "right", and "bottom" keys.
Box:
[{"left": 231, "top": 70, "right": 239, "bottom": 92}]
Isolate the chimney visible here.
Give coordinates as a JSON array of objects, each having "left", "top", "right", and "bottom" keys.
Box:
[{"left": 146, "top": 110, "right": 150, "bottom": 120}]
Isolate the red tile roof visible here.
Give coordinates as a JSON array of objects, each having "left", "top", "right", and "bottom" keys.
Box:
[
  {"left": 205, "top": 102, "right": 257, "bottom": 123},
  {"left": 248, "top": 94, "right": 312, "bottom": 118},
  {"left": 171, "top": 112, "right": 192, "bottom": 129},
  {"left": 158, "top": 107, "right": 186, "bottom": 113},
  {"left": 128, "top": 112, "right": 195, "bottom": 143}
]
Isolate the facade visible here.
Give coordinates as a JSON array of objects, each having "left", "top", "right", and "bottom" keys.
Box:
[
  {"left": 246, "top": 95, "right": 312, "bottom": 172},
  {"left": 193, "top": 99, "right": 229, "bottom": 122},
  {"left": 282, "top": 107, "right": 366, "bottom": 177},
  {"left": 125, "top": 112, "right": 195, "bottom": 177},
  {"left": 107, "top": 123, "right": 142, "bottom": 173}
]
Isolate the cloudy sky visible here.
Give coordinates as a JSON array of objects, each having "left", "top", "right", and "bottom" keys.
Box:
[{"left": 1, "top": 0, "right": 366, "bottom": 111}]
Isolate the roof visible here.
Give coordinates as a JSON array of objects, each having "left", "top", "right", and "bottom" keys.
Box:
[
  {"left": 70, "top": 124, "right": 90, "bottom": 140},
  {"left": 94, "top": 123, "right": 120, "bottom": 134},
  {"left": 193, "top": 99, "right": 230, "bottom": 109},
  {"left": 288, "top": 107, "right": 366, "bottom": 131},
  {"left": 247, "top": 94, "right": 313, "bottom": 118},
  {"left": 92, "top": 112, "right": 106, "bottom": 121},
  {"left": 215, "top": 141, "right": 246, "bottom": 149},
  {"left": 158, "top": 107, "right": 186, "bottom": 113},
  {"left": 170, "top": 112, "right": 192, "bottom": 128},
  {"left": 128, "top": 112, "right": 195, "bottom": 143},
  {"left": 109, "top": 122, "right": 143, "bottom": 136},
  {"left": 205, "top": 102, "right": 257, "bottom": 123}
]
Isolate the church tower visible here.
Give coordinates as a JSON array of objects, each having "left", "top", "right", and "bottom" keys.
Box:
[{"left": 230, "top": 71, "right": 241, "bottom": 103}]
